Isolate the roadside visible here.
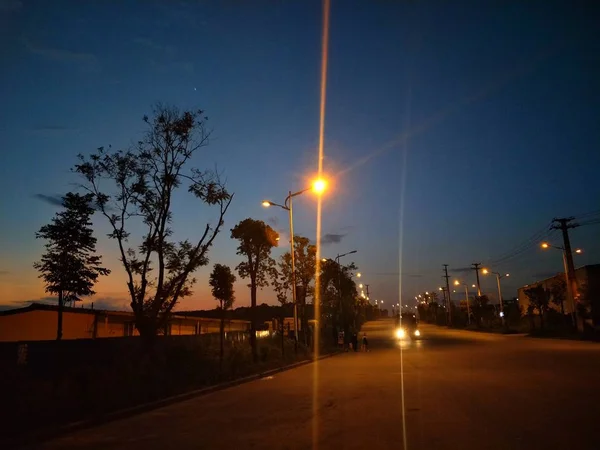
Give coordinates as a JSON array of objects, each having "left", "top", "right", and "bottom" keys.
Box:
[
  {"left": 0, "top": 344, "right": 342, "bottom": 449},
  {"left": 5, "top": 349, "right": 341, "bottom": 450},
  {"left": 0, "top": 335, "right": 341, "bottom": 449}
]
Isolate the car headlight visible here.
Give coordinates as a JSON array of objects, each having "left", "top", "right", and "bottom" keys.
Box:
[
  {"left": 396, "top": 328, "right": 405, "bottom": 339},
  {"left": 414, "top": 329, "right": 421, "bottom": 337}
]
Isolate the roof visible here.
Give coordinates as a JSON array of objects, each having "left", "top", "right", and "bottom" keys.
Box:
[
  {"left": 0, "top": 302, "right": 132, "bottom": 317},
  {"left": 518, "top": 263, "right": 600, "bottom": 290}
]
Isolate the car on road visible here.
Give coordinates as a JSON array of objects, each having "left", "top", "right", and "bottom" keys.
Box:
[{"left": 395, "top": 313, "right": 421, "bottom": 340}]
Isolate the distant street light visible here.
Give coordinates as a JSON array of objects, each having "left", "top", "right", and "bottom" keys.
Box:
[
  {"left": 262, "top": 179, "right": 327, "bottom": 346},
  {"left": 482, "top": 268, "right": 510, "bottom": 328}
]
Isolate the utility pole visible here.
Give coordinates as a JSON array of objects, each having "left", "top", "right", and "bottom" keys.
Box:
[
  {"left": 471, "top": 263, "right": 482, "bottom": 296},
  {"left": 439, "top": 286, "right": 449, "bottom": 325},
  {"left": 443, "top": 265, "right": 452, "bottom": 325},
  {"left": 551, "top": 217, "right": 580, "bottom": 329}
]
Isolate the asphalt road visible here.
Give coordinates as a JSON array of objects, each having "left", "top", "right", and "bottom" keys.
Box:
[{"left": 35, "top": 320, "right": 600, "bottom": 450}]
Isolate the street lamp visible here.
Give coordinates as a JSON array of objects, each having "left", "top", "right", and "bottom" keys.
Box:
[
  {"left": 262, "top": 179, "right": 327, "bottom": 346},
  {"left": 333, "top": 250, "right": 357, "bottom": 334},
  {"left": 482, "top": 268, "right": 510, "bottom": 328},
  {"left": 541, "top": 242, "right": 582, "bottom": 326},
  {"left": 454, "top": 280, "right": 471, "bottom": 325}
]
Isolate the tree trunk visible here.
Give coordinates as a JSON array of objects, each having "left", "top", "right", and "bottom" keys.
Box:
[
  {"left": 134, "top": 315, "right": 159, "bottom": 350},
  {"left": 250, "top": 281, "right": 258, "bottom": 362},
  {"left": 56, "top": 291, "right": 64, "bottom": 341},
  {"left": 280, "top": 313, "right": 285, "bottom": 358},
  {"left": 220, "top": 302, "right": 225, "bottom": 365}
]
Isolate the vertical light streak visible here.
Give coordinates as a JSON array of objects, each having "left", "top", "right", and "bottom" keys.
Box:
[
  {"left": 398, "top": 84, "right": 412, "bottom": 450},
  {"left": 313, "top": 1, "right": 330, "bottom": 449}
]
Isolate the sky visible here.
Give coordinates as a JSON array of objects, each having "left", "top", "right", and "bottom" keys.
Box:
[{"left": 1, "top": 0, "right": 599, "bottom": 312}]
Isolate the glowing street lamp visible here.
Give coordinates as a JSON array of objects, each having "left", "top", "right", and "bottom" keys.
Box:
[
  {"left": 261, "top": 179, "right": 327, "bottom": 347},
  {"left": 312, "top": 178, "right": 327, "bottom": 194}
]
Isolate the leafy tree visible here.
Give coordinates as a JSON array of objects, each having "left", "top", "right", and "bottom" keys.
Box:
[
  {"left": 231, "top": 218, "right": 279, "bottom": 361},
  {"left": 550, "top": 277, "right": 567, "bottom": 315},
  {"left": 577, "top": 282, "right": 598, "bottom": 326},
  {"left": 276, "top": 236, "right": 317, "bottom": 344},
  {"left": 209, "top": 264, "right": 236, "bottom": 363},
  {"left": 318, "top": 259, "right": 358, "bottom": 343},
  {"left": 470, "top": 294, "right": 490, "bottom": 326},
  {"left": 34, "top": 193, "right": 110, "bottom": 340},
  {"left": 524, "top": 285, "right": 549, "bottom": 330},
  {"left": 269, "top": 260, "right": 291, "bottom": 355},
  {"left": 74, "top": 105, "right": 233, "bottom": 339}
]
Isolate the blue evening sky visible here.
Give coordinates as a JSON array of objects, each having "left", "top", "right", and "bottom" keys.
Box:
[{"left": 1, "top": 0, "right": 599, "bottom": 310}]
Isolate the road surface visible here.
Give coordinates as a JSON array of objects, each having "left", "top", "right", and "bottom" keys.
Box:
[{"left": 35, "top": 320, "right": 600, "bottom": 449}]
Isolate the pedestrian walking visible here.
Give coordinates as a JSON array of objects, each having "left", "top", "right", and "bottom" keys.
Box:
[{"left": 362, "top": 333, "right": 369, "bottom": 352}]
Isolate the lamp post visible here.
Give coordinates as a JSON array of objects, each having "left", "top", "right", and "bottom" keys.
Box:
[
  {"left": 454, "top": 280, "right": 471, "bottom": 325},
  {"left": 439, "top": 286, "right": 450, "bottom": 325},
  {"left": 541, "top": 242, "right": 582, "bottom": 327},
  {"left": 482, "top": 269, "right": 510, "bottom": 328},
  {"left": 335, "top": 250, "right": 357, "bottom": 334},
  {"left": 262, "top": 179, "right": 326, "bottom": 347}
]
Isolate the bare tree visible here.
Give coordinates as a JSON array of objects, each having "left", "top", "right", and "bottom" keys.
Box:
[
  {"left": 34, "top": 193, "right": 110, "bottom": 340},
  {"left": 74, "top": 105, "right": 233, "bottom": 339}
]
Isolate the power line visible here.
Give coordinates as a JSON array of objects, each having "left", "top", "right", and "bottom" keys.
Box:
[
  {"left": 573, "top": 209, "right": 600, "bottom": 220},
  {"left": 488, "top": 225, "right": 555, "bottom": 266},
  {"left": 486, "top": 222, "right": 553, "bottom": 265},
  {"left": 578, "top": 218, "right": 600, "bottom": 227}
]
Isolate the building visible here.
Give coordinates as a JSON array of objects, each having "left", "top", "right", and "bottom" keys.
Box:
[
  {"left": 517, "top": 264, "right": 600, "bottom": 326},
  {"left": 0, "top": 303, "right": 251, "bottom": 342}
]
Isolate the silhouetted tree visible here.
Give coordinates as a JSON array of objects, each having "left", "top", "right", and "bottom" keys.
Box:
[
  {"left": 524, "top": 285, "right": 549, "bottom": 330},
  {"left": 34, "top": 193, "right": 110, "bottom": 340},
  {"left": 319, "top": 259, "right": 358, "bottom": 343},
  {"left": 471, "top": 295, "right": 490, "bottom": 326},
  {"left": 74, "top": 105, "right": 233, "bottom": 339},
  {"left": 269, "top": 260, "right": 291, "bottom": 356},
  {"left": 276, "top": 236, "right": 317, "bottom": 345},
  {"left": 231, "top": 218, "right": 278, "bottom": 361},
  {"left": 209, "top": 264, "right": 236, "bottom": 363},
  {"left": 550, "top": 278, "right": 567, "bottom": 315}
]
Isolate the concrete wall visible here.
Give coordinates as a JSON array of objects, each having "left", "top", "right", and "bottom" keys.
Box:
[{"left": 0, "top": 310, "right": 95, "bottom": 341}]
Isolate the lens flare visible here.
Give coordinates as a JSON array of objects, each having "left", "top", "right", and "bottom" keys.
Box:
[{"left": 312, "top": 1, "right": 330, "bottom": 449}]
